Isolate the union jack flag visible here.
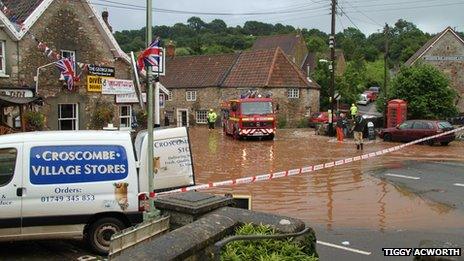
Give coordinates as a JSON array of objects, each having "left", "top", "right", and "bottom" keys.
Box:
[
  {"left": 55, "top": 58, "right": 76, "bottom": 90},
  {"left": 137, "top": 37, "right": 162, "bottom": 72}
]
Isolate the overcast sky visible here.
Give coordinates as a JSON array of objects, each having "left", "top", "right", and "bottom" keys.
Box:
[{"left": 94, "top": 0, "right": 464, "bottom": 35}]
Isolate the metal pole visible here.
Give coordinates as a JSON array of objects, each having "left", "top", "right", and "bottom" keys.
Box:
[
  {"left": 383, "top": 23, "right": 389, "bottom": 127},
  {"left": 145, "top": 0, "right": 158, "bottom": 219},
  {"left": 328, "top": 0, "right": 336, "bottom": 136}
]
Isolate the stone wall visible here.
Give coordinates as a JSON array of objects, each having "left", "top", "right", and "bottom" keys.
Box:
[
  {"left": 162, "top": 86, "right": 320, "bottom": 128},
  {"left": 419, "top": 31, "right": 464, "bottom": 112},
  {"left": 13, "top": 0, "right": 135, "bottom": 130}
]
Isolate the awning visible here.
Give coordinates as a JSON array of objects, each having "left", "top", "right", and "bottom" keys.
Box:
[{"left": 0, "top": 95, "right": 41, "bottom": 106}]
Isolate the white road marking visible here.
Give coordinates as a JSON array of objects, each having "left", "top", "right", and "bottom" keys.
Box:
[
  {"left": 454, "top": 183, "right": 464, "bottom": 187},
  {"left": 317, "top": 240, "right": 372, "bottom": 255},
  {"left": 385, "top": 173, "right": 420, "bottom": 180}
]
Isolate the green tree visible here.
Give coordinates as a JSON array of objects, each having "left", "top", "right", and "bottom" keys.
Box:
[{"left": 378, "top": 64, "right": 458, "bottom": 119}]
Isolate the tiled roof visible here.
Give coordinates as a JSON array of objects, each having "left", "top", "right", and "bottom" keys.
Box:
[
  {"left": 223, "top": 48, "right": 317, "bottom": 89},
  {"left": 1, "top": 0, "right": 44, "bottom": 27},
  {"left": 405, "top": 26, "right": 464, "bottom": 66},
  {"left": 161, "top": 48, "right": 319, "bottom": 89},
  {"left": 160, "top": 53, "right": 239, "bottom": 88},
  {"left": 252, "top": 33, "right": 303, "bottom": 56}
]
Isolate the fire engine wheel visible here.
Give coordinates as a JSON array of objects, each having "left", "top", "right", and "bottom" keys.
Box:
[{"left": 233, "top": 129, "right": 242, "bottom": 140}]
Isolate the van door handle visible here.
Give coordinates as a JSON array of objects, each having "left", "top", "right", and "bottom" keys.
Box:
[{"left": 16, "top": 187, "right": 23, "bottom": 197}]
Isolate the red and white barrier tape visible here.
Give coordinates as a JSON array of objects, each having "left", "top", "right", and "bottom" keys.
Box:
[{"left": 145, "top": 126, "right": 464, "bottom": 198}]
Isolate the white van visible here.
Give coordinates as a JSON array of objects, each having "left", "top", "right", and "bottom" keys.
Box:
[
  {"left": 357, "top": 93, "right": 369, "bottom": 105},
  {"left": 0, "top": 128, "right": 194, "bottom": 254}
]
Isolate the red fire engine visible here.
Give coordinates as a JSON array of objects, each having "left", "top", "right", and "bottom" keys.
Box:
[{"left": 221, "top": 94, "right": 276, "bottom": 140}]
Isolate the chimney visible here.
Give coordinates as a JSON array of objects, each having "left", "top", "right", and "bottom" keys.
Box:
[
  {"left": 166, "top": 40, "right": 176, "bottom": 58},
  {"left": 102, "top": 10, "right": 113, "bottom": 32}
]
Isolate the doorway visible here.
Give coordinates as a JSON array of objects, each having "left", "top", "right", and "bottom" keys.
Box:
[{"left": 176, "top": 109, "right": 189, "bottom": 127}]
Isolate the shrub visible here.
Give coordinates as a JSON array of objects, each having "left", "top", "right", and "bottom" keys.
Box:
[
  {"left": 297, "top": 117, "right": 308, "bottom": 128},
  {"left": 90, "top": 101, "right": 114, "bottom": 129},
  {"left": 136, "top": 110, "right": 148, "bottom": 129},
  {"left": 277, "top": 116, "right": 287, "bottom": 129},
  {"left": 24, "top": 111, "right": 45, "bottom": 131},
  {"left": 221, "top": 224, "right": 318, "bottom": 261}
]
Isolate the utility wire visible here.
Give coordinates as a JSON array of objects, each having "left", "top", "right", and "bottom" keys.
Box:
[
  {"left": 92, "top": 0, "right": 330, "bottom": 16},
  {"left": 337, "top": 5, "right": 360, "bottom": 31},
  {"left": 341, "top": 0, "right": 382, "bottom": 27}
]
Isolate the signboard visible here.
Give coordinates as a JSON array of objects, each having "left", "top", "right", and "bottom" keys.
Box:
[
  {"left": 87, "top": 76, "right": 105, "bottom": 92},
  {"left": 102, "top": 79, "right": 135, "bottom": 95},
  {"left": 137, "top": 127, "right": 195, "bottom": 192},
  {"left": 30, "top": 145, "right": 129, "bottom": 185},
  {"left": 88, "top": 64, "right": 115, "bottom": 77},
  {"left": 116, "top": 93, "right": 147, "bottom": 104},
  {"left": 0, "top": 89, "right": 34, "bottom": 98},
  {"left": 423, "top": 56, "right": 464, "bottom": 61}
]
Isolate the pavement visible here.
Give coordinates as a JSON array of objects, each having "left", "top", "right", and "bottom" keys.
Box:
[
  {"left": 371, "top": 160, "right": 464, "bottom": 210},
  {"left": 315, "top": 227, "right": 464, "bottom": 260}
]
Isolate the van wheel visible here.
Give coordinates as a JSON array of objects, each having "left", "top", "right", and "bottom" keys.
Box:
[{"left": 87, "top": 217, "right": 125, "bottom": 255}]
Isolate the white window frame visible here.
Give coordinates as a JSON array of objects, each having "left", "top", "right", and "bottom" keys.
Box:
[
  {"left": 288, "top": 88, "right": 300, "bottom": 99},
  {"left": 167, "top": 91, "right": 173, "bottom": 101},
  {"left": 195, "top": 110, "right": 208, "bottom": 124},
  {"left": 58, "top": 103, "right": 79, "bottom": 130},
  {"left": 60, "top": 50, "right": 76, "bottom": 71},
  {"left": 119, "top": 105, "right": 132, "bottom": 130},
  {"left": 0, "top": 41, "right": 6, "bottom": 75},
  {"left": 186, "top": 90, "right": 197, "bottom": 102}
]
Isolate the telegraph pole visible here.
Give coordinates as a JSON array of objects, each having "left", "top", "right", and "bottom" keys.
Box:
[
  {"left": 328, "top": 0, "right": 337, "bottom": 136},
  {"left": 383, "top": 23, "right": 389, "bottom": 127},
  {"left": 146, "top": 0, "right": 158, "bottom": 219}
]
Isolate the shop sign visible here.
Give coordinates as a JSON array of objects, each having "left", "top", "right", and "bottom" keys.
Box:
[
  {"left": 88, "top": 64, "right": 115, "bottom": 77},
  {"left": 102, "top": 79, "right": 135, "bottom": 95},
  {"left": 0, "top": 89, "right": 34, "bottom": 98},
  {"left": 87, "top": 76, "right": 105, "bottom": 92},
  {"left": 116, "top": 93, "right": 147, "bottom": 103}
]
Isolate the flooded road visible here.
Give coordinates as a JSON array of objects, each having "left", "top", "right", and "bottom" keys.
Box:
[{"left": 189, "top": 127, "right": 464, "bottom": 231}]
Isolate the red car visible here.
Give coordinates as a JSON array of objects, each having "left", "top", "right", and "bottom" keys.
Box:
[
  {"left": 378, "top": 120, "right": 455, "bottom": 146},
  {"left": 309, "top": 112, "right": 339, "bottom": 127},
  {"left": 363, "top": 91, "right": 377, "bottom": 102}
]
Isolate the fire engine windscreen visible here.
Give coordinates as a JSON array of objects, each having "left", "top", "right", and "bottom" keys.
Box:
[{"left": 241, "top": 102, "right": 273, "bottom": 115}]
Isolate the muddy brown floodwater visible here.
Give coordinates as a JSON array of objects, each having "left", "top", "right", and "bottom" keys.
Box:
[{"left": 189, "top": 127, "right": 464, "bottom": 231}]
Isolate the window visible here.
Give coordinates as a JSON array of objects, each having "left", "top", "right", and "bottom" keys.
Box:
[
  {"left": 119, "top": 105, "right": 132, "bottom": 129},
  {"left": 0, "top": 148, "right": 17, "bottom": 187},
  {"left": 59, "top": 104, "right": 78, "bottom": 130},
  {"left": 399, "top": 121, "right": 413, "bottom": 130},
  {"left": 167, "top": 92, "right": 173, "bottom": 101},
  {"left": 60, "top": 50, "right": 76, "bottom": 70},
  {"left": 165, "top": 111, "right": 174, "bottom": 123},
  {"left": 0, "top": 41, "right": 5, "bottom": 74},
  {"left": 186, "top": 90, "right": 197, "bottom": 101},
  {"left": 195, "top": 110, "right": 208, "bottom": 124},
  {"left": 288, "top": 88, "right": 299, "bottom": 99},
  {"left": 159, "top": 94, "right": 165, "bottom": 109}
]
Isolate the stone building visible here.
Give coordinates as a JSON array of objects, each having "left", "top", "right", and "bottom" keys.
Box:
[
  {"left": 0, "top": 0, "right": 137, "bottom": 131},
  {"left": 160, "top": 47, "right": 320, "bottom": 127},
  {"left": 405, "top": 27, "right": 464, "bottom": 112}
]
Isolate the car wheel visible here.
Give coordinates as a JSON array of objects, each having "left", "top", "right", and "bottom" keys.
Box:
[
  {"left": 427, "top": 139, "right": 434, "bottom": 146},
  {"left": 383, "top": 133, "right": 392, "bottom": 142},
  {"left": 87, "top": 217, "right": 126, "bottom": 255},
  {"left": 440, "top": 142, "right": 449, "bottom": 146}
]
